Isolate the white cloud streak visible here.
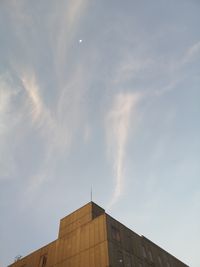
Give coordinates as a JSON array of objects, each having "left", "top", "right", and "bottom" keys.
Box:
[
  {"left": 183, "top": 41, "right": 200, "bottom": 65},
  {"left": 106, "top": 93, "right": 141, "bottom": 209},
  {"left": 0, "top": 85, "right": 11, "bottom": 136},
  {"left": 113, "top": 57, "right": 153, "bottom": 85},
  {"left": 20, "top": 71, "right": 58, "bottom": 140},
  {"left": 21, "top": 74, "right": 44, "bottom": 123},
  {"left": 3, "top": 0, "right": 91, "bottom": 191},
  {"left": 0, "top": 74, "right": 21, "bottom": 179},
  {"left": 19, "top": 64, "right": 91, "bottom": 191},
  {"left": 56, "top": 0, "right": 89, "bottom": 81},
  {"left": 20, "top": 71, "right": 67, "bottom": 188},
  {"left": 152, "top": 40, "right": 200, "bottom": 96}
]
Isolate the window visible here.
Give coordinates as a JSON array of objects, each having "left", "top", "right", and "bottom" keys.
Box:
[
  {"left": 148, "top": 250, "right": 153, "bottom": 262},
  {"left": 39, "top": 254, "right": 47, "bottom": 267},
  {"left": 111, "top": 226, "right": 121, "bottom": 242},
  {"left": 125, "top": 254, "right": 132, "bottom": 267},
  {"left": 117, "top": 251, "right": 124, "bottom": 267},
  {"left": 127, "top": 235, "right": 133, "bottom": 252},
  {"left": 142, "top": 246, "right": 147, "bottom": 258},
  {"left": 158, "top": 255, "right": 162, "bottom": 267}
]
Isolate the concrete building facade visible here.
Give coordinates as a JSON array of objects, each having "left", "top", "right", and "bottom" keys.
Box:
[{"left": 9, "top": 202, "right": 189, "bottom": 267}]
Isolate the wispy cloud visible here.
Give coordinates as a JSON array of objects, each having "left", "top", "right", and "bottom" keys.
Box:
[
  {"left": 21, "top": 71, "right": 56, "bottom": 133},
  {"left": 113, "top": 57, "right": 153, "bottom": 86},
  {"left": 183, "top": 40, "right": 200, "bottom": 65},
  {"left": 0, "top": 80, "right": 11, "bottom": 136},
  {"left": 106, "top": 92, "right": 141, "bottom": 209},
  {"left": 18, "top": 63, "right": 90, "bottom": 191},
  {"left": 152, "top": 40, "right": 200, "bottom": 96},
  {"left": 83, "top": 124, "right": 91, "bottom": 144},
  {"left": 5, "top": 0, "right": 91, "bottom": 191},
  {"left": 55, "top": 0, "right": 89, "bottom": 81},
  {"left": 0, "top": 74, "right": 21, "bottom": 179},
  {"left": 20, "top": 71, "right": 65, "bottom": 188},
  {"left": 21, "top": 73, "right": 44, "bottom": 123}
]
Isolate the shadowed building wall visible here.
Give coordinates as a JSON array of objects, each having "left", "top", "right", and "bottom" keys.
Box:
[{"left": 8, "top": 202, "right": 189, "bottom": 267}]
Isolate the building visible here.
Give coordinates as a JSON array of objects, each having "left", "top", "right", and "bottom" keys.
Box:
[{"left": 9, "top": 202, "right": 188, "bottom": 267}]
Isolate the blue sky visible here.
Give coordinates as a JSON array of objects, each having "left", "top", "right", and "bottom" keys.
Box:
[{"left": 0, "top": 1, "right": 200, "bottom": 266}]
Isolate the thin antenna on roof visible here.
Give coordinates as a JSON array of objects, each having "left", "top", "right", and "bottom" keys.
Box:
[{"left": 90, "top": 185, "right": 93, "bottom": 202}]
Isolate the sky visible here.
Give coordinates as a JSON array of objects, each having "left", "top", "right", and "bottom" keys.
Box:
[{"left": 0, "top": 0, "right": 200, "bottom": 266}]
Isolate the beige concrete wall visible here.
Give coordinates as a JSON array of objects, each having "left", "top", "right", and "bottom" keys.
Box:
[
  {"left": 55, "top": 213, "right": 109, "bottom": 267},
  {"left": 8, "top": 240, "right": 57, "bottom": 267},
  {"left": 9, "top": 202, "right": 109, "bottom": 267},
  {"left": 58, "top": 202, "right": 104, "bottom": 239}
]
